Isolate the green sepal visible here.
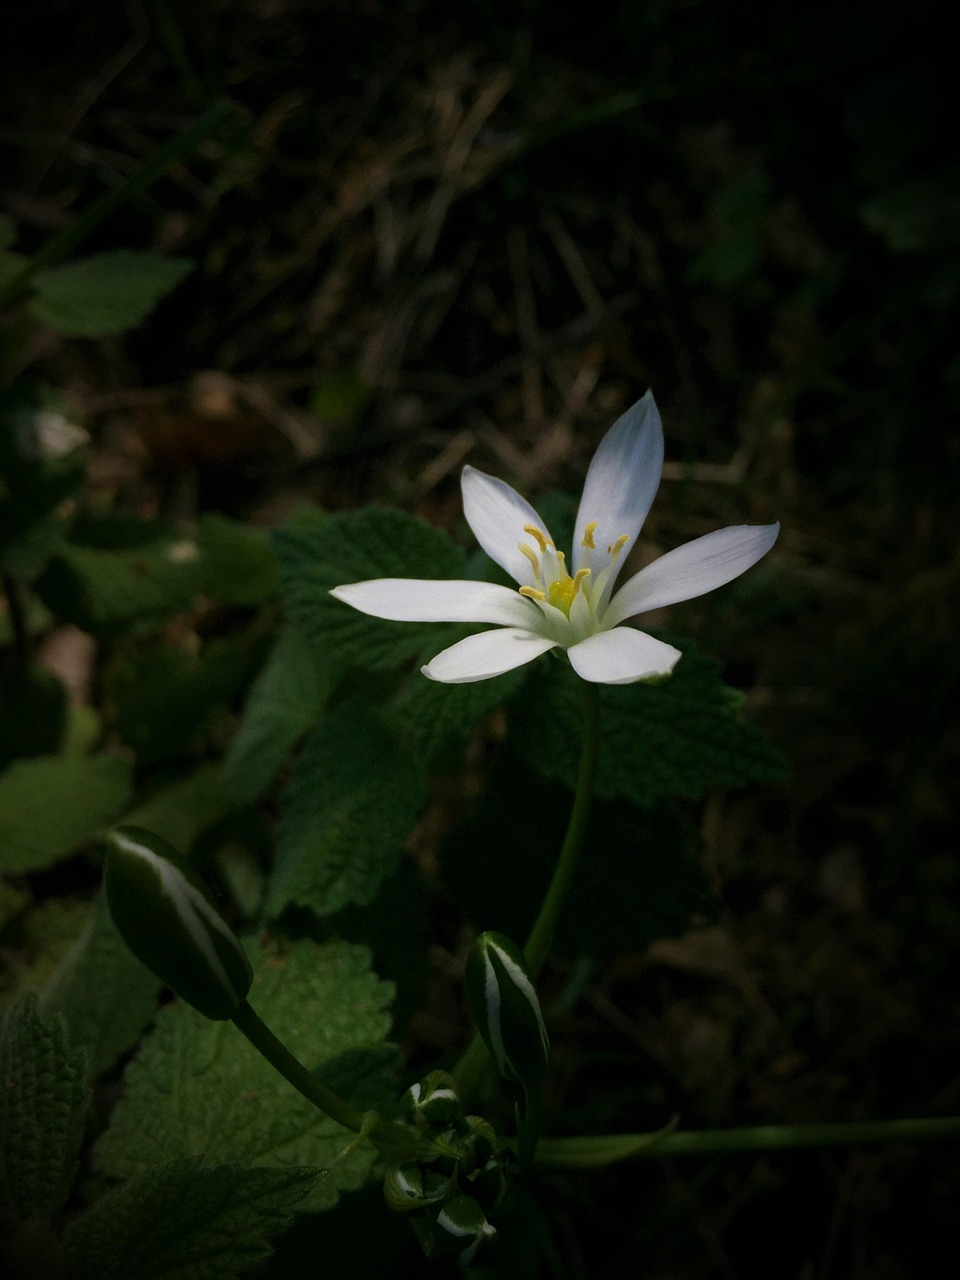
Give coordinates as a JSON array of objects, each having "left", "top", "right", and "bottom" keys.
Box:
[
  {"left": 383, "top": 1162, "right": 452, "bottom": 1214},
  {"left": 433, "top": 1194, "right": 498, "bottom": 1267},
  {"left": 464, "top": 931, "right": 549, "bottom": 1087},
  {"left": 403, "top": 1070, "right": 462, "bottom": 1128},
  {"left": 103, "top": 825, "right": 253, "bottom": 1021}
]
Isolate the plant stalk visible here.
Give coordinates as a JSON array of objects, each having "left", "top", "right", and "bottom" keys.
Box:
[
  {"left": 231, "top": 1000, "right": 417, "bottom": 1162},
  {"left": 536, "top": 1115, "right": 960, "bottom": 1168}
]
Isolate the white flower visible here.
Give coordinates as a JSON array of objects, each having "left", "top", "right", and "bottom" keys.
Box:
[{"left": 331, "top": 392, "right": 779, "bottom": 684}]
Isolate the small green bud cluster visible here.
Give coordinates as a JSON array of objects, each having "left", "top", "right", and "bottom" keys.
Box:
[{"left": 384, "top": 1071, "right": 515, "bottom": 1268}]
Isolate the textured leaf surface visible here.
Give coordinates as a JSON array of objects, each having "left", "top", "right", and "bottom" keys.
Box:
[
  {"left": 510, "top": 641, "right": 788, "bottom": 806},
  {"left": 267, "top": 698, "right": 427, "bottom": 919},
  {"left": 30, "top": 250, "right": 194, "bottom": 337},
  {"left": 64, "top": 1159, "right": 319, "bottom": 1280},
  {"left": 273, "top": 505, "right": 467, "bottom": 671},
  {"left": 94, "top": 937, "right": 395, "bottom": 1211},
  {"left": 386, "top": 628, "right": 527, "bottom": 767},
  {"left": 0, "top": 753, "right": 132, "bottom": 874},
  {"left": 42, "top": 892, "right": 160, "bottom": 1079},
  {"left": 222, "top": 626, "right": 334, "bottom": 806},
  {"left": 0, "top": 995, "right": 88, "bottom": 1237}
]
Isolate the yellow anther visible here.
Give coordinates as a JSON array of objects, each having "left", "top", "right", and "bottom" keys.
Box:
[
  {"left": 572, "top": 567, "right": 591, "bottom": 592},
  {"left": 519, "top": 585, "right": 546, "bottom": 601},
  {"left": 607, "top": 534, "right": 630, "bottom": 557},
  {"left": 518, "top": 543, "right": 541, "bottom": 578},
  {"left": 556, "top": 549, "right": 567, "bottom": 566},
  {"left": 581, "top": 521, "right": 598, "bottom": 550},
  {"left": 522, "top": 524, "right": 548, "bottom": 553}
]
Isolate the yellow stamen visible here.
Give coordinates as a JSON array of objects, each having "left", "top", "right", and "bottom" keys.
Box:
[
  {"left": 581, "top": 521, "right": 598, "bottom": 549},
  {"left": 607, "top": 534, "right": 630, "bottom": 557},
  {"left": 519, "top": 585, "right": 546, "bottom": 601},
  {"left": 573, "top": 567, "right": 591, "bottom": 591},
  {"left": 523, "top": 524, "right": 548, "bottom": 553},
  {"left": 518, "top": 543, "right": 541, "bottom": 578}
]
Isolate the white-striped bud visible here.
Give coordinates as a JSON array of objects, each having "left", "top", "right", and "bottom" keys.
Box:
[
  {"left": 104, "top": 825, "right": 253, "bottom": 1020},
  {"left": 464, "top": 931, "right": 549, "bottom": 1086}
]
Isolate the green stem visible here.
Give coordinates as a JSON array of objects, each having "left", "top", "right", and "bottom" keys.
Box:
[
  {"left": 231, "top": 1001, "right": 417, "bottom": 1162},
  {"left": 0, "top": 100, "right": 235, "bottom": 309},
  {"left": 536, "top": 1116, "right": 960, "bottom": 1168},
  {"left": 523, "top": 680, "right": 601, "bottom": 978},
  {"left": 452, "top": 681, "right": 601, "bottom": 1099}
]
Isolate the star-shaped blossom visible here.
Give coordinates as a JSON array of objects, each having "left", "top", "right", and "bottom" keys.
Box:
[{"left": 331, "top": 392, "right": 779, "bottom": 684}]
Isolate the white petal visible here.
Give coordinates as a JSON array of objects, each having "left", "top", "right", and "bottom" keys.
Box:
[
  {"left": 567, "top": 627, "right": 681, "bottom": 684},
  {"left": 461, "top": 466, "right": 553, "bottom": 587},
  {"left": 573, "top": 390, "right": 664, "bottom": 577},
  {"left": 604, "top": 523, "right": 780, "bottom": 627},
  {"left": 330, "top": 578, "right": 536, "bottom": 626},
  {"left": 422, "top": 627, "right": 558, "bottom": 683}
]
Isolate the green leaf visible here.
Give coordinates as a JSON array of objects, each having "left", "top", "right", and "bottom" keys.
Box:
[
  {"left": 222, "top": 627, "right": 334, "bottom": 806},
  {"left": 0, "top": 994, "right": 88, "bottom": 1238},
  {"left": 267, "top": 697, "right": 427, "bottom": 920},
  {"left": 386, "top": 628, "right": 526, "bottom": 768},
  {"left": 196, "top": 513, "right": 278, "bottom": 606},
  {"left": 0, "top": 664, "right": 67, "bottom": 770},
  {"left": 29, "top": 251, "right": 194, "bottom": 338},
  {"left": 273, "top": 506, "right": 467, "bottom": 672},
  {"left": 107, "top": 635, "right": 259, "bottom": 766},
  {"left": 510, "top": 642, "right": 788, "bottom": 807},
  {"left": 41, "top": 892, "right": 160, "bottom": 1079},
  {"left": 94, "top": 937, "right": 395, "bottom": 1211},
  {"left": 34, "top": 520, "right": 203, "bottom": 635},
  {"left": 63, "top": 1159, "right": 320, "bottom": 1280},
  {"left": 119, "top": 766, "right": 230, "bottom": 856},
  {"left": 0, "top": 752, "right": 132, "bottom": 874},
  {"left": 0, "top": 898, "right": 90, "bottom": 1006}
]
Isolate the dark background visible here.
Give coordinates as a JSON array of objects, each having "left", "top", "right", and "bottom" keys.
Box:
[{"left": 3, "top": 1, "right": 959, "bottom": 1276}]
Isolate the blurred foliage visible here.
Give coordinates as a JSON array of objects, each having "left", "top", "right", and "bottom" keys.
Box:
[{"left": 1, "top": 0, "right": 958, "bottom": 1277}]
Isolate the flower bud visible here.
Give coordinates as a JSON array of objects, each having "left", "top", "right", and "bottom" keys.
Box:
[
  {"left": 104, "top": 825, "right": 253, "bottom": 1020},
  {"left": 433, "top": 1194, "right": 497, "bottom": 1268},
  {"left": 383, "top": 1162, "right": 451, "bottom": 1214},
  {"left": 403, "top": 1070, "right": 462, "bottom": 1127},
  {"left": 464, "top": 931, "right": 549, "bottom": 1087}
]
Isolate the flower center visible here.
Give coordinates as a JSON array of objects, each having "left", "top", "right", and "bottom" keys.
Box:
[{"left": 516, "top": 521, "right": 629, "bottom": 622}]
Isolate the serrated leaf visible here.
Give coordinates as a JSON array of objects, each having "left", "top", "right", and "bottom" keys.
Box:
[
  {"left": 222, "top": 626, "right": 334, "bottom": 806},
  {"left": 196, "top": 513, "right": 278, "bottom": 606},
  {"left": 0, "top": 898, "right": 90, "bottom": 1007},
  {"left": 0, "top": 753, "right": 132, "bottom": 874},
  {"left": 30, "top": 251, "right": 194, "bottom": 337},
  {"left": 386, "top": 629, "right": 526, "bottom": 768},
  {"left": 34, "top": 523, "right": 202, "bottom": 635},
  {"left": 41, "top": 892, "right": 160, "bottom": 1079},
  {"left": 267, "top": 697, "right": 427, "bottom": 920},
  {"left": 0, "top": 994, "right": 88, "bottom": 1238},
  {"left": 94, "top": 937, "right": 395, "bottom": 1211},
  {"left": 510, "top": 642, "right": 788, "bottom": 807},
  {"left": 63, "top": 1159, "right": 319, "bottom": 1280},
  {"left": 273, "top": 506, "right": 467, "bottom": 672},
  {"left": 442, "top": 752, "right": 716, "bottom": 959}
]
